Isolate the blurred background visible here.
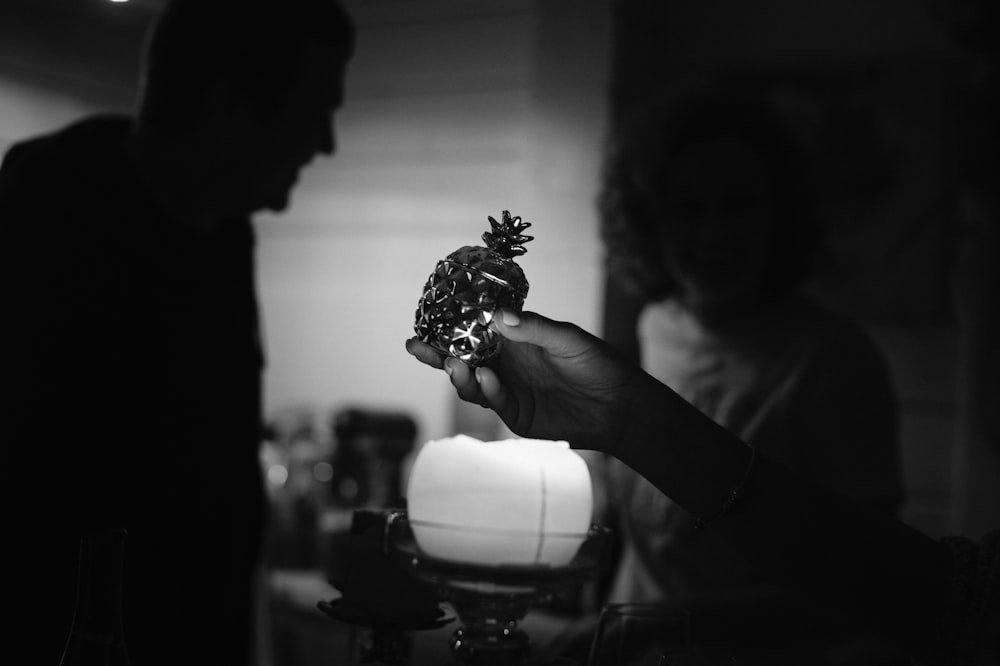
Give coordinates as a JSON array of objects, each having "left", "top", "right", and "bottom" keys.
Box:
[{"left": 2, "top": 0, "right": 997, "bottom": 664}]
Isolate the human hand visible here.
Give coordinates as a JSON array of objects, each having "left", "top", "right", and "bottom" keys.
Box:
[{"left": 405, "top": 310, "right": 649, "bottom": 455}]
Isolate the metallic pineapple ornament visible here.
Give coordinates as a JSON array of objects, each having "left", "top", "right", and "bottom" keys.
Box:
[{"left": 414, "top": 211, "right": 533, "bottom": 366}]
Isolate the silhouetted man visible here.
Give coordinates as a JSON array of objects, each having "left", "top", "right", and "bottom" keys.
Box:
[{"left": 0, "top": 1, "right": 354, "bottom": 663}]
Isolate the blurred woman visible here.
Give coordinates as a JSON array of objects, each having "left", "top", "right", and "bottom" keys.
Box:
[{"left": 595, "top": 90, "right": 905, "bottom": 635}]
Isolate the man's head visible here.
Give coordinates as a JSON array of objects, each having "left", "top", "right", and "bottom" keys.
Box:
[{"left": 136, "top": 0, "right": 355, "bottom": 214}]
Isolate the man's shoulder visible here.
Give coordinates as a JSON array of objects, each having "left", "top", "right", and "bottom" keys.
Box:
[
  {"left": 0, "top": 115, "right": 137, "bottom": 269},
  {"left": 2, "top": 114, "right": 132, "bottom": 178}
]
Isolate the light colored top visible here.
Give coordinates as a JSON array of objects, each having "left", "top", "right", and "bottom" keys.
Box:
[{"left": 601, "top": 294, "right": 904, "bottom": 603}]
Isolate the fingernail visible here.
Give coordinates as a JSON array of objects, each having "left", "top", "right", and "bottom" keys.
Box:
[
  {"left": 445, "top": 360, "right": 455, "bottom": 377},
  {"left": 474, "top": 367, "right": 483, "bottom": 383},
  {"left": 501, "top": 309, "right": 520, "bottom": 326}
]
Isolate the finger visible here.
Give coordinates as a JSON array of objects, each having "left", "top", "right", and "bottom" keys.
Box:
[
  {"left": 405, "top": 337, "right": 445, "bottom": 370},
  {"left": 493, "top": 309, "right": 584, "bottom": 356},
  {"left": 474, "top": 366, "right": 515, "bottom": 420},
  {"left": 445, "top": 357, "right": 487, "bottom": 406}
]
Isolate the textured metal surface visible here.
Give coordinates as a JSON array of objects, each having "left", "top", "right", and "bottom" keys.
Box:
[{"left": 413, "top": 211, "right": 531, "bottom": 366}]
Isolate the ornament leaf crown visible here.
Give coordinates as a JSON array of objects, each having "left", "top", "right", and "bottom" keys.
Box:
[{"left": 482, "top": 210, "right": 533, "bottom": 259}]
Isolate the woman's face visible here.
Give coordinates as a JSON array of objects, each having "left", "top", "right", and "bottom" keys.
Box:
[{"left": 656, "top": 134, "right": 777, "bottom": 318}]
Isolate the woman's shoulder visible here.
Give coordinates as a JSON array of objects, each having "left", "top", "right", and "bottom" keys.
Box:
[
  {"left": 779, "top": 294, "right": 887, "bottom": 356},
  {"left": 747, "top": 295, "right": 896, "bottom": 405}
]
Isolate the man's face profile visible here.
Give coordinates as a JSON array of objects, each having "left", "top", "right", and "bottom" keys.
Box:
[{"left": 224, "top": 47, "right": 347, "bottom": 215}]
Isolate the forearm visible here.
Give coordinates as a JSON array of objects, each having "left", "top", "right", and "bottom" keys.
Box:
[{"left": 615, "top": 370, "right": 755, "bottom": 523}]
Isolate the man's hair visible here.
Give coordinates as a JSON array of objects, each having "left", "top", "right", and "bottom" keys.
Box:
[{"left": 137, "top": 0, "right": 355, "bottom": 132}]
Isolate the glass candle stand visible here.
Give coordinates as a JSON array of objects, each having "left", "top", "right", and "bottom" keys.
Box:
[{"left": 386, "top": 513, "right": 612, "bottom": 666}]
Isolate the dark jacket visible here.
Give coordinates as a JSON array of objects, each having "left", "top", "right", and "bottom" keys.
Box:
[{"left": 0, "top": 115, "right": 266, "bottom": 665}]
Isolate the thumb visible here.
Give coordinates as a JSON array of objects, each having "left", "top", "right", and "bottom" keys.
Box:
[
  {"left": 492, "top": 309, "right": 550, "bottom": 344},
  {"left": 493, "top": 309, "right": 587, "bottom": 358}
]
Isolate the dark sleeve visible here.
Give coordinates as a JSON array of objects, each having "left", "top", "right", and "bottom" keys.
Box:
[
  {"left": 924, "top": 530, "right": 1000, "bottom": 666},
  {"left": 0, "top": 138, "right": 104, "bottom": 663},
  {"left": 0, "top": 136, "right": 130, "bottom": 524},
  {"left": 718, "top": 453, "right": 955, "bottom": 656},
  {"left": 1, "top": 138, "right": 121, "bottom": 388}
]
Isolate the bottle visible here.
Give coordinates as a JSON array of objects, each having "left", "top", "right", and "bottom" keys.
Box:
[{"left": 59, "top": 527, "right": 130, "bottom": 666}]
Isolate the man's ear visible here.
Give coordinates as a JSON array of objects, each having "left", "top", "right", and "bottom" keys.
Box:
[
  {"left": 193, "top": 80, "right": 262, "bottom": 151},
  {"left": 168, "top": 81, "right": 245, "bottom": 173},
  {"left": 208, "top": 79, "right": 279, "bottom": 133}
]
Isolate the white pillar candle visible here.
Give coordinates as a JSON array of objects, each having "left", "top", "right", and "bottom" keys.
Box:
[{"left": 406, "top": 434, "right": 593, "bottom": 567}]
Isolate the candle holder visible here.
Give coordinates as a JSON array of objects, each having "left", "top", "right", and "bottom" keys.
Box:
[
  {"left": 317, "top": 594, "right": 455, "bottom": 665},
  {"left": 386, "top": 512, "right": 613, "bottom": 666},
  {"left": 317, "top": 507, "right": 456, "bottom": 665}
]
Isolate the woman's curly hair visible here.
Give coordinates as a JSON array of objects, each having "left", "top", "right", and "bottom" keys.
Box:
[{"left": 598, "top": 88, "right": 826, "bottom": 304}]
